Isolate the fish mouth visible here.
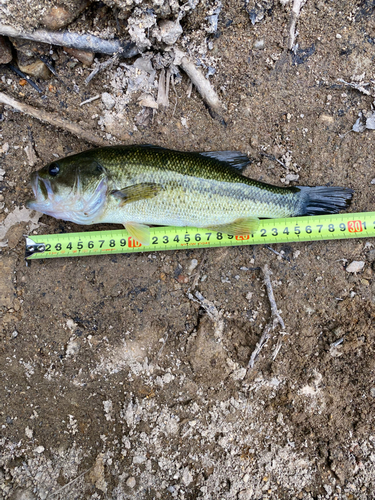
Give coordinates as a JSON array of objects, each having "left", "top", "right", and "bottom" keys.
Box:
[{"left": 26, "top": 173, "right": 54, "bottom": 209}]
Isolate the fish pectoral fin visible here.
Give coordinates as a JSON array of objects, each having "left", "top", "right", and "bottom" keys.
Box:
[
  {"left": 206, "top": 217, "right": 259, "bottom": 236},
  {"left": 124, "top": 222, "right": 151, "bottom": 246},
  {"left": 111, "top": 183, "right": 163, "bottom": 206}
]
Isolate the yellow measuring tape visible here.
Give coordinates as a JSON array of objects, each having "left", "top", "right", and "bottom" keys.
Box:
[{"left": 25, "top": 212, "right": 375, "bottom": 259}]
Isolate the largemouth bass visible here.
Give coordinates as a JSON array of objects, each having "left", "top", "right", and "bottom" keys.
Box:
[{"left": 26, "top": 145, "right": 353, "bottom": 245}]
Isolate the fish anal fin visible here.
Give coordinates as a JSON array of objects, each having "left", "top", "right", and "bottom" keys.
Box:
[
  {"left": 206, "top": 217, "right": 259, "bottom": 236},
  {"left": 124, "top": 222, "right": 151, "bottom": 246},
  {"left": 111, "top": 183, "right": 163, "bottom": 206}
]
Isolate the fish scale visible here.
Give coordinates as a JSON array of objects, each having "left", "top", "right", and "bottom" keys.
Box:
[
  {"left": 93, "top": 146, "right": 301, "bottom": 224},
  {"left": 26, "top": 145, "right": 353, "bottom": 245}
]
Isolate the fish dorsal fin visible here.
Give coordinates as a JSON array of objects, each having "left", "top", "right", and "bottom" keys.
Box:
[
  {"left": 111, "top": 182, "right": 163, "bottom": 206},
  {"left": 132, "top": 145, "right": 250, "bottom": 171},
  {"left": 124, "top": 222, "right": 151, "bottom": 245},
  {"left": 205, "top": 217, "right": 259, "bottom": 236},
  {"left": 198, "top": 151, "right": 250, "bottom": 171}
]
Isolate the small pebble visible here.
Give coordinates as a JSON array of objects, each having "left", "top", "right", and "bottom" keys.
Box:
[
  {"left": 42, "top": 0, "right": 89, "bottom": 30},
  {"left": 188, "top": 259, "right": 198, "bottom": 274},
  {"left": 66, "top": 339, "right": 80, "bottom": 357},
  {"left": 64, "top": 47, "right": 95, "bottom": 66},
  {"left": 0, "top": 36, "right": 12, "bottom": 65},
  {"left": 11, "top": 330, "right": 18, "bottom": 339},
  {"left": 182, "top": 467, "right": 193, "bottom": 486},
  {"left": 34, "top": 446, "right": 45, "bottom": 454},
  {"left": 177, "top": 275, "right": 188, "bottom": 284},
  {"left": 159, "top": 20, "right": 183, "bottom": 45},
  {"left": 346, "top": 261, "right": 365, "bottom": 273},
  {"left": 126, "top": 476, "right": 136, "bottom": 488},
  {"left": 25, "top": 426, "right": 33, "bottom": 438},
  {"left": 253, "top": 39, "right": 265, "bottom": 49},
  {"left": 102, "top": 92, "right": 116, "bottom": 110},
  {"left": 370, "top": 388, "right": 375, "bottom": 397}
]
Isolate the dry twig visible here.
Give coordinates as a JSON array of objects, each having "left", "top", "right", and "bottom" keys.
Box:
[
  {"left": 288, "top": 0, "right": 307, "bottom": 50},
  {"left": 337, "top": 78, "right": 372, "bottom": 96},
  {"left": 85, "top": 54, "right": 119, "bottom": 84},
  {"left": 174, "top": 48, "right": 225, "bottom": 121},
  {"left": 80, "top": 95, "right": 100, "bottom": 106},
  {"left": 0, "top": 23, "right": 138, "bottom": 58},
  {"left": 247, "top": 264, "right": 286, "bottom": 369},
  {"left": 189, "top": 255, "right": 207, "bottom": 291},
  {"left": 188, "top": 290, "right": 224, "bottom": 340},
  {"left": 0, "top": 92, "right": 109, "bottom": 147},
  {"left": 49, "top": 467, "right": 93, "bottom": 497}
]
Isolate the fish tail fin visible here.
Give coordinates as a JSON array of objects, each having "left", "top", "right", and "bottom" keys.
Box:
[{"left": 297, "top": 186, "right": 354, "bottom": 215}]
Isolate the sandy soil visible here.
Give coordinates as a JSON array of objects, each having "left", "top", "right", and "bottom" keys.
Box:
[{"left": 1, "top": 0, "right": 375, "bottom": 498}]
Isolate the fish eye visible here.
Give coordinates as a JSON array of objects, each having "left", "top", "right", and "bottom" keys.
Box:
[{"left": 48, "top": 162, "right": 60, "bottom": 177}]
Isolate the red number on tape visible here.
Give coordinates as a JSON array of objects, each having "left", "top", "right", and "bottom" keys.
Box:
[{"left": 347, "top": 220, "right": 363, "bottom": 233}]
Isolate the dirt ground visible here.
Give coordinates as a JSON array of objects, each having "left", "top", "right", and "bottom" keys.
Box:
[{"left": 1, "top": 0, "right": 375, "bottom": 498}]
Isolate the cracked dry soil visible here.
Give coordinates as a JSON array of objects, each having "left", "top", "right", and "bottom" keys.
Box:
[{"left": 1, "top": 0, "right": 375, "bottom": 498}]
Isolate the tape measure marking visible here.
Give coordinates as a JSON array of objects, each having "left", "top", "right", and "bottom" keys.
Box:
[{"left": 25, "top": 212, "right": 375, "bottom": 259}]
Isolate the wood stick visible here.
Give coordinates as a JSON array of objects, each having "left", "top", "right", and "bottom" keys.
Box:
[
  {"left": 0, "top": 92, "right": 109, "bottom": 146},
  {"left": 174, "top": 48, "right": 226, "bottom": 122},
  {"left": 288, "top": 0, "right": 307, "bottom": 50},
  {"left": 0, "top": 23, "right": 138, "bottom": 58},
  {"left": 247, "top": 264, "right": 286, "bottom": 369}
]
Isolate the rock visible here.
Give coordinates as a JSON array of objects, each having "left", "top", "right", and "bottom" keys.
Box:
[
  {"left": 253, "top": 39, "right": 265, "bottom": 49},
  {"left": 182, "top": 467, "right": 193, "bottom": 486},
  {"left": 25, "top": 426, "right": 33, "bottom": 438},
  {"left": 159, "top": 20, "right": 183, "bottom": 45},
  {"left": 319, "top": 114, "right": 334, "bottom": 125},
  {"left": 42, "top": 0, "right": 91, "bottom": 30},
  {"left": 66, "top": 338, "right": 80, "bottom": 357},
  {"left": 89, "top": 454, "right": 107, "bottom": 493},
  {"left": 0, "top": 36, "right": 12, "bottom": 64},
  {"left": 64, "top": 47, "right": 95, "bottom": 66},
  {"left": 126, "top": 476, "right": 136, "bottom": 488},
  {"left": 10, "top": 38, "right": 49, "bottom": 57},
  {"left": 17, "top": 59, "right": 51, "bottom": 80},
  {"left": 346, "top": 260, "right": 365, "bottom": 273},
  {"left": 188, "top": 259, "right": 198, "bottom": 274},
  {"left": 102, "top": 92, "right": 116, "bottom": 110},
  {"left": 367, "top": 249, "right": 375, "bottom": 262},
  {"left": 138, "top": 93, "right": 158, "bottom": 109},
  {"left": 34, "top": 446, "right": 45, "bottom": 454}
]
